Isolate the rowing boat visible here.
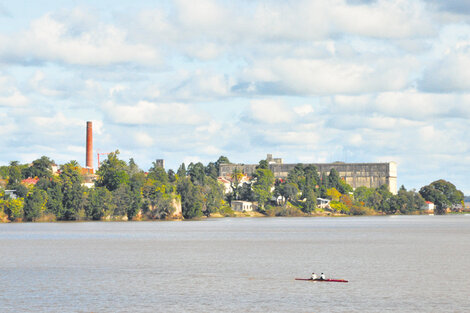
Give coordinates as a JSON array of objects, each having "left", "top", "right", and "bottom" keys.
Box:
[{"left": 295, "top": 278, "right": 348, "bottom": 283}]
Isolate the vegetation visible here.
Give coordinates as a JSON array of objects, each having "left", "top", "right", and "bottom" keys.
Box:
[{"left": 0, "top": 154, "right": 466, "bottom": 222}]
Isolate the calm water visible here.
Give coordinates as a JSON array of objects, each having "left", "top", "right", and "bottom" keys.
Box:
[{"left": 1, "top": 216, "right": 469, "bottom": 312}]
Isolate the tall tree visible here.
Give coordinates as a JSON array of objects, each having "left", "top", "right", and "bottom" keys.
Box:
[
  {"left": 204, "top": 162, "right": 219, "bottom": 180},
  {"left": 96, "top": 151, "right": 129, "bottom": 191},
  {"left": 24, "top": 188, "right": 48, "bottom": 221},
  {"left": 252, "top": 168, "right": 274, "bottom": 210},
  {"left": 85, "top": 187, "right": 115, "bottom": 220},
  {"left": 7, "top": 161, "right": 22, "bottom": 188},
  {"left": 23, "top": 156, "right": 54, "bottom": 179},
  {"left": 177, "top": 177, "right": 203, "bottom": 219},
  {"left": 187, "top": 162, "right": 206, "bottom": 185},
  {"left": 215, "top": 156, "right": 230, "bottom": 176},
  {"left": 60, "top": 161, "right": 85, "bottom": 220},
  {"left": 177, "top": 163, "right": 186, "bottom": 178}
]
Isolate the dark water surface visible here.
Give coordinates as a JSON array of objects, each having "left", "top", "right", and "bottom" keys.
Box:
[{"left": 1, "top": 215, "right": 469, "bottom": 312}]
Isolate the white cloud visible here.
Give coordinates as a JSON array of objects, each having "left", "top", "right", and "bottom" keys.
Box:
[
  {"left": 31, "top": 112, "right": 83, "bottom": 132},
  {"left": 29, "top": 70, "right": 61, "bottom": 97},
  {"left": 333, "top": 0, "right": 435, "bottom": 39},
  {"left": 0, "top": 11, "right": 160, "bottom": 66},
  {"left": 248, "top": 99, "right": 294, "bottom": 124},
  {"left": 0, "top": 74, "right": 29, "bottom": 107},
  {"left": 134, "top": 131, "right": 154, "bottom": 148},
  {"left": 104, "top": 100, "right": 207, "bottom": 125},
  {"left": 294, "top": 105, "right": 314, "bottom": 116},
  {"left": 243, "top": 57, "right": 413, "bottom": 95}
]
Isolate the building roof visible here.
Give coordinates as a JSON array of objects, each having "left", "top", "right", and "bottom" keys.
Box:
[
  {"left": 21, "top": 177, "right": 39, "bottom": 185},
  {"left": 217, "top": 177, "right": 231, "bottom": 184}
]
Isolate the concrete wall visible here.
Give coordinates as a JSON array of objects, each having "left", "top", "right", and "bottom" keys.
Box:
[{"left": 219, "top": 161, "right": 397, "bottom": 194}]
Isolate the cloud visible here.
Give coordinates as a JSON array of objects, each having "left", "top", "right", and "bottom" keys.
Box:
[
  {"left": 134, "top": 131, "right": 154, "bottom": 148},
  {"left": 0, "top": 74, "right": 29, "bottom": 107},
  {"left": 0, "top": 10, "right": 160, "bottom": 66},
  {"left": 248, "top": 99, "right": 295, "bottom": 124},
  {"left": 333, "top": 0, "right": 435, "bottom": 39},
  {"left": 331, "top": 91, "right": 470, "bottom": 120},
  {"left": 239, "top": 57, "right": 413, "bottom": 95},
  {"left": 29, "top": 71, "right": 61, "bottom": 97},
  {"left": 169, "top": 70, "right": 235, "bottom": 100},
  {"left": 104, "top": 100, "right": 207, "bottom": 125}
]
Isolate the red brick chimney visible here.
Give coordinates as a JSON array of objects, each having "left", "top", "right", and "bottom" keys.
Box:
[{"left": 86, "top": 121, "right": 93, "bottom": 169}]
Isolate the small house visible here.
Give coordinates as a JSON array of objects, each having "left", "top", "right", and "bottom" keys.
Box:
[
  {"left": 421, "top": 201, "right": 434, "bottom": 212},
  {"left": 231, "top": 200, "right": 254, "bottom": 212}
]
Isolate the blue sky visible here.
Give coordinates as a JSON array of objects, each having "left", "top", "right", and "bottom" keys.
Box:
[{"left": 1, "top": 0, "right": 470, "bottom": 194}]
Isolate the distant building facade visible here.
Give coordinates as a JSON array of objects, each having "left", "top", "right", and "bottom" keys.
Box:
[
  {"left": 231, "top": 200, "right": 254, "bottom": 212},
  {"left": 219, "top": 154, "right": 398, "bottom": 195}
]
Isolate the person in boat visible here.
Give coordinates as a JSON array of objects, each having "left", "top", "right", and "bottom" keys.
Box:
[
  {"left": 320, "top": 273, "right": 326, "bottom": 280},
  {"left": 311, "top": 272, "right": 318, "bottom": 280}
]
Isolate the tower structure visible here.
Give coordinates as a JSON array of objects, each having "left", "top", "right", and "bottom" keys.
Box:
[{"left": 86, "top": 121, "right": 93, "bottom": 170}]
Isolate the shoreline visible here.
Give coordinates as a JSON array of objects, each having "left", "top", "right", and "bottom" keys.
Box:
[{"left": 2, "top": 211, "right": 445, "bottom": 223}]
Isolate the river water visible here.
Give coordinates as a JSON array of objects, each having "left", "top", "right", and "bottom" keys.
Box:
[{"left": 0, "top": 216, "right": 469, "bottom": 312}]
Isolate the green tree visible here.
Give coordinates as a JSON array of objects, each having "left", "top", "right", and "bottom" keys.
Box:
[
  {"left": 24, "top": 188, "right": 48, "bottom": 221},
  {"left": 229, "top": 168, "right": 244, "bottom": 201},
  {"left": 202, "top": 177, "right": 225, "bottom": 216},
  {"left": 252, "top": 168, "right": 274, "bottom": 211},
  {"left": 276, "top": 182, "right": 299, "bottom": 207},
  {"left": 45, "top": 179, "right": 64, "bottom": 219},
  {"left": 3, "top": 198, "right": 24, "bottom": 221},
  {"left": 148, "top": 163, "right": 169, "bottom": 185},
  {"left": 327, "top": 168, "right": 352, "bottom": 194},
  {"left": 126, "top": 158, "right": 141, "bottom": 176},
  {"left": 7, "top": 161, "right": 22, "bottom": 188},
  {"left": 286, "top": 164, "right": 305, "bottom": 187},
  {"left": 112, "top": 184, "right": 133, "bottom": 217},
  {"left": 419, "top": 180, "right": 464, "bottom": 214},
  {"left": 23, "top": 156, "right": 54, "bottom": 179},
  {"left": 96, "top": 151, "right": 129, "bottom": 191},
  {"left": 256, "top": 159, "right": 269, "bottom": 170},
  {"left": 60, "top": 161, "right": 85, "bottom": 220},
  {"left": 303, "top": 165, "right": 320, "bottom": 192},
  {"left": 215, "top": 156, "right": 230, "bottom": 173},
  {"left": 326, "top": 188, "right": 341, "bottom": 202},
  {"left": 205, "top": 162, "right": 219, "bottom": 180},
  {"left": 167, "top": 169, "right": 176, "bottom": 183},
  {"left": 177, "top": 163, "right": 186, "bottom": 178},
  {"left": 177, "top": 177, "right": 203, "bottom": 219},
  {"left": 303, "top": 188, "right": 317, "bottom": 213},
  {"left": 187, "top": 162, "right": 206, "bottom": 185},
  {"left": 127, "top": 172, "right": 145, "bottom": 220},
  {"left": 238, "top": 182, "right": 254, "bottom": 201},
  {"left": 85, "top": 187, "right": 115, "bottom": 220}
]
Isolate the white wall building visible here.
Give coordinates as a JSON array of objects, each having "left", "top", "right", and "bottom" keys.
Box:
[{"left": 231, "top": 200, "right": 254, "bottom": 212}]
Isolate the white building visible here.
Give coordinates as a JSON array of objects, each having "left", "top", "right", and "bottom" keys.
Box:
[
  {"left": 231, "top": 200, "right": 254, "bottom": 212},
  {"left": 317, "top": 198, "right": 331, "bottom": 209},
  {"left": 421, "top": 201, "right": 435, "bottom": 212}
]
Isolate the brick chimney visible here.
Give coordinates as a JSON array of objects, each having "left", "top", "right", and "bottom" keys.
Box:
[{"left": 86, "top": 121, "right": 93, "bottom": 169}]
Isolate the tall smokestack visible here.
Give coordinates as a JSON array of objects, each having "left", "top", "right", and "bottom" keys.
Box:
[{"left": 86, "top": 121, "right": 93, "bottom": 169}]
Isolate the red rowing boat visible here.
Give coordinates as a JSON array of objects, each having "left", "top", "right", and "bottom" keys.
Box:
[{"left": 295, "top": 278, "right": 348, "bottom": 283}]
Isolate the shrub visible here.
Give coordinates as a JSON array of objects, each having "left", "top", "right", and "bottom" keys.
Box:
[{"left": 219, "top": 206, "right": 235, "bottom": 217}]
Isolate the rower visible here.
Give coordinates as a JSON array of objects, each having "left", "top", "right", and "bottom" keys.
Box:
[
  {"left": 311, "top": 272, "right": 318, "bottom": 280},
  {"left": 320, "top": 273, "right": 326, "bottom": 280}
]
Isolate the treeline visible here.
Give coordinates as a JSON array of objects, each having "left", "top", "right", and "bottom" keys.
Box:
[
  {"left": 0, "top": 154, "right": 466, "bottom": 222},
  {"left": 225, "top": 160, "right": 464, "bottom": 216},
  {"left": 0, "top": 153, "right": 229, "bottom": 222}
]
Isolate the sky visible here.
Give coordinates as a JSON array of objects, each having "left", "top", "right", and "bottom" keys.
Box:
[{"left": 1, "top": 0, "right": 470, "bottom": 194}]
